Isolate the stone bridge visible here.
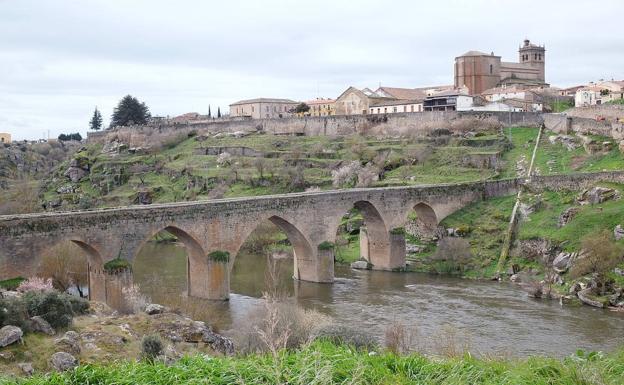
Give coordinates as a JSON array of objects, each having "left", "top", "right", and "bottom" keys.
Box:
[{"left": 1, "top": 171, "right": 621, "bottom": 303}]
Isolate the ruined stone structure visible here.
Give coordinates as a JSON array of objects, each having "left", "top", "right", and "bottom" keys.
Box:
[{"left": 2, "top": 171, "right": 621, "bottom": 305}]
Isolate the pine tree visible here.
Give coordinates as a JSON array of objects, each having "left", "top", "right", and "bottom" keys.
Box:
[
  {"left": 217, "top": 107, "right": 221, "bottom": 118},
  {"left": 208, "top": 105, "right": 212, "bottom": 118},
  {"left": 89, "top": 107, "right": 103, "bottom": 131},
  {"left": 110, "top": 95, "right": 151, "bottom": 127}
]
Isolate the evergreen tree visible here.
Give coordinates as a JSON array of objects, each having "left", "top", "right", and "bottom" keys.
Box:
[
  {"left": 208, "top": 105, "right": 212, "bottom": 118},
  {"left": 89, "top": 107, "right": 103, "bottom": 131},
  {"left": 110, "top": 95, "right": 151, "bottom": 127},
  {"left": 217, "top": 107, "right": 221, "bottom": 118}
]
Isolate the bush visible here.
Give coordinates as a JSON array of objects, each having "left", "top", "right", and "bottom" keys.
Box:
[
  {"left": 16, "top": 276, "right": 55, "bottom": 293},
  {"left": 0, "top": 297, "right": 29, "bottom": 329},
  {"left": 67, "top": 295, "right": 90, "bottom": 315},
  {"left": 141, "top": 334, "right": 163, "bottom": 362},
  {"left": 208, "top": 250, "right": 230, "bottom": 263},
  {"left": 103, "top": 258, "right": 131, "bottom": 273},
  {"left": 314, "top": 325, "right": 378, "bottom": 350},
  {"left": 318, "top": 241, "right": 334, "bottom": 251},
  {"left": 23, "top": 291, "right": 74, "bottom": 329}
]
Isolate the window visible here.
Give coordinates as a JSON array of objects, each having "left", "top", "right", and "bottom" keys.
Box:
[
  {"left": 370, "top": 109, "right": 374, "bottom": 114},
  {"left": 252, "top": 106, "right": 254, "bottom": 112},
  {"left": 418, "top": 105, "right": 422, "bottom": 112},
  {"left": 377, "top": 108, "right": 380, "bottom": 114},
  {"left": 411, "top": 105, "right": 414, "bottom": 112},
  {"left": 393, "top": 107, "right": 397, "bottom": 113},
  {"left": 384, "top": 107, "right": 387, "bottom": 113},
  {"left": 403, "top": 106, "right": 406, "bottom": 112},
  {"left": 490, "top": 64, "right": 493, "bottom": 74}
]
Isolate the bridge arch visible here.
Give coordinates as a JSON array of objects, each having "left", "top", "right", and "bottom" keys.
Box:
[
  {"left": 133, "top": 225, "right": 207, "bottom": 298},
  {"left": 232, "top": 215, "right": 314, "bottom": 282},
  {"left": 412, "top": 202, "right": 438, "bottom": 229},
  {"left": 333, "top": 200, "right": 393, "bottom": 269}
]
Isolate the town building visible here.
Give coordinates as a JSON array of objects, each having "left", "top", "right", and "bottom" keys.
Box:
[
  {"left": 229, "top": 98, "right": 298, "bottom": 119},
  {"left": 369, "top": 99, "right": 423, "bottom": 114},
  {"left": 423, "top": 90, "right": 474, "bottom": 111},
  {"left": 304, "top": 98, "right": 335, "bottom": 116},
  {"left": 455, "top": 39, "right": 547, "bottom": 95},
  {"left": 574, "top": 80, "right": 624, "bottom": 107},
  {"left": 334, "top": 87, "right": 393, "bottom": 115},
  {"left": 480, "top": 85, "right": 543, "bottom": 112},
  {"left": 0, "top": 133, "right": 11, "bottom": 144}
]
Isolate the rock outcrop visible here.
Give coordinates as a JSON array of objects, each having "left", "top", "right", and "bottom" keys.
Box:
[
  {"left": 0, "top": 325, "right": 23, "bottom": 347},
  {"left": 50, "top": 352, "right": 78, "bottom": 372},
  {"left": 29, "top": 316, "right": 55, "bottom": 336},
  {"left": 557, "top": 207, "right": 579, "bottom": 227},
  {"left": 614, "top": 224, "right": 624, "bottom": 241},
  {"left": 577, "top": 186, "right": 620, "bottom": 205}
]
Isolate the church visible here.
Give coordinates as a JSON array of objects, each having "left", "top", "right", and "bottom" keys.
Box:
[{"left": 454, "top": 39, "right": 547, "bottom": 95}]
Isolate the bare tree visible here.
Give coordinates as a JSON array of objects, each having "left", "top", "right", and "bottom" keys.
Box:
[{"left": 38, "top": 242, "right": 89, "bottom": 297}]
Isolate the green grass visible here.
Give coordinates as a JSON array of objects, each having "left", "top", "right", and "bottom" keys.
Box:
[
  {"left": 498, "top": 127, "right": 539, "bottom": 179},
  {"left": 518, "top": 183, "right": 624, "bottom": 251},
  {"left": 440, "top": 195, "right": 516, "bottom": 278},
  {"left": 551, "top": 99, "right": 575, "bottom": 112},
  {"left": 0, "top": 277, "right": 26, "bottom": 290},
  {"left": 3, "top": 341, "right": 624, "bottom": 385}
]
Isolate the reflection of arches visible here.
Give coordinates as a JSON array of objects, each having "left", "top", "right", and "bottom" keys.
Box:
[
  {"left": 135, "top": 225, "right": 206, "bottom": 297},
  {"left": 351, "top": 201, "right": 390, "bottom": 268}
]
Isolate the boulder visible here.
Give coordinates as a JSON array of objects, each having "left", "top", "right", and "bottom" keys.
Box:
[
  {"left": 553, "top": 252, "right": 574, "bottom": 273},
  {"left": 615, "top": 224, "right": 624, "bottom": 241},
  {"left": 50, "top": 352, "right": 78, "bottom": 372},
  {"left": 0, "top": 351, "right": 14, "bottom": 361},
  {"left": 145, "top": 303, "right": 166, "bottom": 315},
  {"left": 569, "top": 282, "right": 583, "bottom": 295},
  {"left": 64, "top": 166, "right": 88, "bottom": 183},
  {"left": 557, "top": 207, "right": 580, "bottom": 227},
  {"left": 577, "top": 187, "right": 620, "bottom": 205},
  {"left": 406, "top": 244, "right": 425, "bottom": 254},
  {"left": 29, "top": 316, "right": 55, "bottom": 335},
  {"left": 54, "top": 331, "right": 81, "bottom": 355},
  {"left": 56, "top": 184, "right": 76, "bottom": 194},
  {"left": 102, "top": 140, "right": 128, "bottom": 155},
  {"left": 0, "top": 325, "right": 23, "bottom": 347},
  {"left": 134, "top": 190, "right": 153, "bottom": 205},
  {"left": 202, "top": 330, "right": 235, "bottom": 356},
  {"left": 577, "top": 288, "right": 606, "bottom": 308},
  {"left": 350, "top": 260, "right": 369, "bottom": 270},
  {"left": 17, "top": 362, "right": 34, "bottom": 376}
]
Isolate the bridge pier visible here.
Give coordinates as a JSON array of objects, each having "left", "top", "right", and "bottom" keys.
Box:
[{"left": 188, "top": 257, "right": 230, "bottom": 300}]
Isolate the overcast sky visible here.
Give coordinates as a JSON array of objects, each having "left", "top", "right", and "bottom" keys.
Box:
[{"left": 1, "top": 0, "right": 623, "bottom": 140}]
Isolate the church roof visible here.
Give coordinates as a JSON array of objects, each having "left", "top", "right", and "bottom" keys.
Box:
[{"left": 458, "top": 50, "right": 490, "bottom": 57}]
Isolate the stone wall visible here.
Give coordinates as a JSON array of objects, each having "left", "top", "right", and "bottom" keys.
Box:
[
  {"left": 543, "top": 113, "right": 624, "bottom": 141},
  {"left": 89, "top": 111, "right": 543, "bottom": 143}
]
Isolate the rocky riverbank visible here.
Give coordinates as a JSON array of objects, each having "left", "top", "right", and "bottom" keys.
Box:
[{"left": 0, "top": 295, "right": 233, "bottom": 378}]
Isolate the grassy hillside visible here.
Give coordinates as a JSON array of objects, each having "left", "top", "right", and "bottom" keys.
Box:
[{"left": 3, "top": 341, "right": 623, "bottom": 385}]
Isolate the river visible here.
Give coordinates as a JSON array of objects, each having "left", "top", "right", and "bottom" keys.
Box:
[{"left": 133, "top": 242, "right": 624, "bottom": 357}]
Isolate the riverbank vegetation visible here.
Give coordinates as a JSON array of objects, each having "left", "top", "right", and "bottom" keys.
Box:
[{"left": 3, "top": 340, "right": 624, "bottom": 385}]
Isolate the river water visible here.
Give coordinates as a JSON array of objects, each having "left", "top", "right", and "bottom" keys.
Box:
[{"left": 134, "top": 242, "right": 624, "bottom": 357}]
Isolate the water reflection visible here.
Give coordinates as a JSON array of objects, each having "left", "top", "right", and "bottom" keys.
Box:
[{"left": 133, "top": 242, "right": 624, "bottom": 357}]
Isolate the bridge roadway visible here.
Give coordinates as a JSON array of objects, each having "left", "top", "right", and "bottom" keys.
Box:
[{"left": 1, "top": 171, "right": 621, "bottom": 304}]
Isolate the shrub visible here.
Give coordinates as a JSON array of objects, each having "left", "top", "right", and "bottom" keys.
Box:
[
  {"left": 208, "top": 250, "right": 230, "bottom": 263},
  {"left": 318, "top": 241, "right": 334, "bottom": 251},
  {"left": 16, "top": 277, "right": 54, "bottom": 293},
  {"left": 390, "top": 227, "right": 406, "bottom": 235},
  {"left": 0, "top": 297, "right": 29, "bottom": 329},
  {"left": 332, "top": 161, "right": 361, "bottom": 188},
  {"left": 141, "top": 334, "right": 163, "bottom": 362},
  {"left": 23, "top": 291, "right": 74, "bottom": 329},
  {"left": 67, "top": 295, "right": 90, "bottom": 315},
  {"left": 384, "top": 320, "right": 418, "bottom": 355},
  {"left": 314, "top": 325, "right": 378, "bottom": 350},
  {"left": 119, "top": 284, "right": 150, "bottom": 315},
  {"left": 103, "top": 258, "right": 131, "bottom": 273},
  {"left": 216, "top": 152, "right": 232, "bottom": 166}
]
